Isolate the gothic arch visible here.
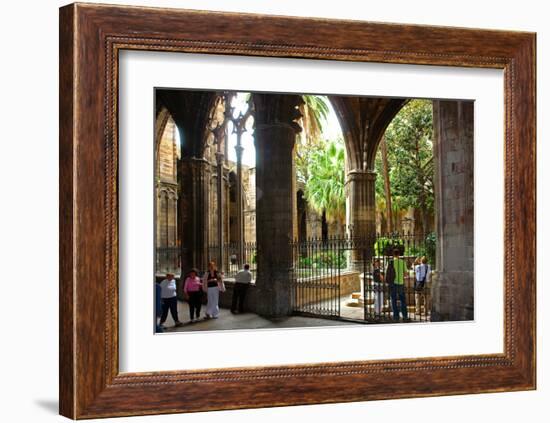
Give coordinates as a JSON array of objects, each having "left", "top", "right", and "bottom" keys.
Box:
[
  {"left": 328, "top": 96, "right": 408, "bottom": 171},
  {"left": 156, "top": 90, "right": 219, "bottom": 159},
  {"left": 155, "top": 107, "right": 171, "bottom": 155}
]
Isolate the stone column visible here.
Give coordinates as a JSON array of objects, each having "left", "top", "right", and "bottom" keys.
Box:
[
  {"left": 223, "top": 166, "right": 231, "bottom": 248},
  {"left": 430, "top": 100, "right": 474, "bottom": 322},
  {"left": 346, "top": 169, "right": 377, "bottom": 269},
  {"left": 235, "top": 142, "right": 245, "bottom": 265},
  {"left": 253, "top": 94, "right": 302, "bottom": 318},
  {"left": 178, "top": 157, "right": 210, "bottom": 274},
  {"left": 215, "top": 151, "right": 225, "bottom": 271}
]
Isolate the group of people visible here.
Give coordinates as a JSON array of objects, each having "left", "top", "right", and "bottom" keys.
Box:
[
  {"left": 156, "top": 261, "right": 253, "bottom": 329},
  {"left": 371, "top": 249, "right": 431, "bottom": 322},
  {"left": 154, "top": 251, "right": 429, "bottom": 328}
]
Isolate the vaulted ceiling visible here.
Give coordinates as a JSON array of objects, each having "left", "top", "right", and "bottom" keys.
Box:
[{"left": 156, "top": 89, "right": 407, "bottom": 171}]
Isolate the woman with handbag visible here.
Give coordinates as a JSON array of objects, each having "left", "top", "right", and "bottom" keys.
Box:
[{"left": 202, "top": 261, "right": 224, "bottom": 319}]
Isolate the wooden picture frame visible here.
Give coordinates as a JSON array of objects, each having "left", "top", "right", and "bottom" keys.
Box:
[{"left": 59, "top": 2, "right": 536, "bottom": 419}]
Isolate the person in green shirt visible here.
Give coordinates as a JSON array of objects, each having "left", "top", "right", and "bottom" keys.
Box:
[{"left": 385, "top": 248, "right": 409, "bottom": 321}]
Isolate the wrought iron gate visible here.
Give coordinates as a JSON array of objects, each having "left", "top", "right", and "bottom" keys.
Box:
[
  {"left": 290, "top": 234, "right": 434, "bottom": 323},
  {"left": 290, "top": 237, "right": 341, "bottom": 318}
]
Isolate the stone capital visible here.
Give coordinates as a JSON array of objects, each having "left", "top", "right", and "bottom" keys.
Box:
[
  {"left": 254, "top": 122, "right": 300, "bottom": 133},
  {"left": 234, "top": 144, "right": 245, "bottom": 158},
  {"left": 252, "top": 93, "right": 303, "bottom": 134},
  {"left": 346, "top": 169, "right": 377, "bottom": 183}
]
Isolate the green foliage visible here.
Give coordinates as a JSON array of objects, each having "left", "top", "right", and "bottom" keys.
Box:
[
  {"left": 373, "top": 234, "right": 436, "bottom": 262},
  {"left": 303, "top": 139, "right": 346, "bottom": 223},
  {"left": 295, "top": 95, "right": 346, "bottom": 226},
  {"left": 424, "top": 232, "right": 436, "bottom": 265},
  {"left": 298, "top": 251, "right": 347, "bottom": 269},
  {"left": 375, "top": 99, "right": 434, "bottom": 225},
  {"left": 295, "top": 95, "right": 331, "bottom": 185},
  {"left": 373, "top": 237, "right": 405, "bottom": 257},
  {"left": 301, "top": 95, "right": 330, "bottom": 142}
]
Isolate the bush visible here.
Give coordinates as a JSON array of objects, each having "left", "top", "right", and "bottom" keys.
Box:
[
  {"left": 299, "top": 256, "right": 313, "bottom": 268},
  {"left": 374, "top": 237, "right": 405, "bottom": 257},
  {"left": 298, "top": 251, "right": 347, "bottom": 269},
  {"left": 374, "top": 235, "right": 436, "bottom": 263}
]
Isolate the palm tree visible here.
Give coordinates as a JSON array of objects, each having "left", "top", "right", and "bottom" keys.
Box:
[
  {"left": 300, "top": 95, "right": 330, "bottom": 144},
  {"left": 304, "top": 139, "right": 346, "bottom": 227},
  {"left": 296, "top": 95, "right": 331, "bottom": 185}
]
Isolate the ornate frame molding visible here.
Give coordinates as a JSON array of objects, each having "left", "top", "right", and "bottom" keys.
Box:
[{"left": 59, "top": 3, "right": 536, "bottom": 419}]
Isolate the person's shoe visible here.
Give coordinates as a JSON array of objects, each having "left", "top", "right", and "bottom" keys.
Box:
[
  {"left": 174, "top": 321, "right": 184, "bottom": 327},
  {"left": 205, "top": 314, "right": 212, "bottom": 319},
  {"left": 230, "top": 310, "right": 237, "bottom": 314}
]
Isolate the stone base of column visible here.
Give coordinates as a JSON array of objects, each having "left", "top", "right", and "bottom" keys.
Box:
[
  {"left": 430, "top": 271, "right": 474, "bottom": 321},
  {"left": 254, "top": 269, "right": 293, "bottom": 318},
  {"left": 349, "top": 245, "right": 375, "bottom": 273}
]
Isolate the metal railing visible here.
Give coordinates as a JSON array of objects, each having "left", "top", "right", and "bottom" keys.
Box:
[
  {"left": 155, "top": 246, "right": 181, "bottom": 275},
  {"left": 207, "top": 241, "right": 257, "bottom": 280},
  {"left": 155, "top": 233, "right": 436, "bottom": 323},
  {"left": 290, "top": 233, "right": 436, "bottom": 323}
]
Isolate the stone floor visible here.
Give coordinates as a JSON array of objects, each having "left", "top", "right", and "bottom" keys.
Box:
[
  {"left": 159, "top": 293, "right": 430, "bottom": 333},
  {"left": 159, "top": 300, "right": 357, "bottom": 333}
]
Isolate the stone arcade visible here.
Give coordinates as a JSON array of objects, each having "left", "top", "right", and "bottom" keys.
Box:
[{"left": 155, "top": 90, "right": 474, "bottom": 321}]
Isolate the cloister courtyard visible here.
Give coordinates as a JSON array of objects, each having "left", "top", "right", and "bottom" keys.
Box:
[{"left": 154, "top": 89, "right": 474, "bottom": 331}]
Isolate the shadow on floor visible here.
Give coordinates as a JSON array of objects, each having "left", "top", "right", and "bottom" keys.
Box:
[
  {"left": 34, "top": 399, "right": 58, "bottom": 415},
  {"left": 160, "top": 301, "right": 358, "bottom": 333}
]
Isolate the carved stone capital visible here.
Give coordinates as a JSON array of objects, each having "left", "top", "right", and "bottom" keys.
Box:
[
  {"left": 346, "top": 169, "right": 377, "bottom": 184},
  {"left": 252, "top": 93, "right": 303, "bottom": 134}
]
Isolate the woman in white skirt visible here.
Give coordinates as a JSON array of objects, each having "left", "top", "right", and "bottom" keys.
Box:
[{"left": 202, "top": 261, "right": 223, "bottom": 319}]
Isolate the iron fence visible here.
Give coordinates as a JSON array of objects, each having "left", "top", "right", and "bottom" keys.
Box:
[
  {"left": 156, "top": 233, "right": 435, "bottom": 323},
  {"left": 291, "top": 236, "right": 347, "bottom": 317},
  {"left": 207, "top": 241, "right": 257, "bottom": 280},
  {"left": 155, "top": 246, "right": 181, "bottom": 276},
  {"left": 291, "top": 233, "right": 435, "bottom": 323}
]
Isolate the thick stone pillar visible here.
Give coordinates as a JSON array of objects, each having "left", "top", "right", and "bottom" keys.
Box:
[
  {"left": 346, "top": 169, "right": 377, "bottom": 268},
  {"left": 431, "top": 100, "right": 474, "bottom": 321},
  {"left": 178, "top": 157, "right": 210, "bottom": 274},
  {"left": 253, "top": 94, "right": 302, "bottom": 318}
]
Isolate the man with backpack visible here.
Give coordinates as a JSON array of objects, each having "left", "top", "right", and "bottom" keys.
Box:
[{"left": 385, "top": 248, "right": 409, "bottom": 322}]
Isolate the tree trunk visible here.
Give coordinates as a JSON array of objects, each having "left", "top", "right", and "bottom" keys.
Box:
[
  {"left": 321, "top": 209, "right": 328, "bottom": 241},
  {"left": 380, "top": 136, "right": 393, "bottom": 233},
  {"left": 419, "top": 182, "right": 433, "bottom": 236}
]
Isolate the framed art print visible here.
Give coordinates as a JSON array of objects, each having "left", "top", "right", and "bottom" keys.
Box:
[{"left": 59, "top": 2, "right": 536, "bottom": 419}]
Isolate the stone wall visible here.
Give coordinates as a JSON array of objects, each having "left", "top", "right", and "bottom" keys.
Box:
[
  {"left": 156, "top": 118, "right": 178, "bottom": 254},
  {"left": 292, "top": 271, "right": 361, "bottom": 308},
  {"left": 431, "top": 100, "right": 474, "bottom": 321}
]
